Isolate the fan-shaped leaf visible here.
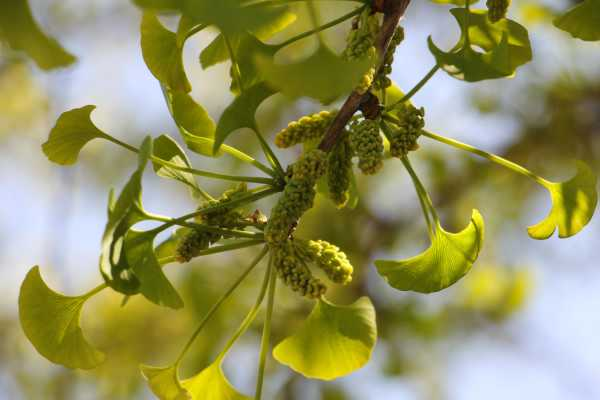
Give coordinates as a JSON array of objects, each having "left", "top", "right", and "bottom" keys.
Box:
[
  {"left": 170, "top": 91, "right": 217, "bottom": 157},
  {"left": 428, "top": 8, "right": 532, "bottom": 81},
  {"left": 528, "top": 161, "right": 598, "bottom": 239},
  {"left": 181, "top": 362, "right": 251, "bottom": 399},
  {"left": 141, "top": 365, "right": 191, "bottom": 400},
  {"left": 153, "top": 134, "right": 204, "bottom": 199},
  {"left": 19, "top": 267, "right": 105, "bottom": 369},
  {"left": 0, "top": 0, "right": 76, "bottom": 70},
  {"left": 375, "top": 210, "right": 485, "bottom": 293},
  {"left": 42, "top": 105, "right": 109, "bottom": 165},
  {"left": 554, "top": 0, "right": 600, "bottom": 41},
  {"left": 257, "top": 45, "right": 373, "bottom": 104},
  {"left": 141, "top": 12, "right": 191, "bottom": 92},
  {"left": 273, "top": 297, "right": 377, "bottom": 380}
]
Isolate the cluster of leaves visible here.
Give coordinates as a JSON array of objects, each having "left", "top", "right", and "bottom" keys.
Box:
[{"left": 3, "top": 0, "right": 599, "bottom": 399}]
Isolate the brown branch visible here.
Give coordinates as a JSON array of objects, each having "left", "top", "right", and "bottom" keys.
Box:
[{"left": 318, "top": 0, "right": 412, "bottom": 152}]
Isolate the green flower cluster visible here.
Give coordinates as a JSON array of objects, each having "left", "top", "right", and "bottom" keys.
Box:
[
  {"left": 304, "top": 239, "right": 353, "bottom": 285},
  {"left": 274, "top": 111, "right": 337, "bottom": 149},
  {"left": 487, "top": 0, "right": 511, "bottom": 23},
  {"left": 176, "top": 184, "right": 249, "bottom": 263},
  {"left": 387, "top": 104, "right": 425, "bottom": 158},
  {"left": 343, "top": 8, "right": 380, "bottom": 61},
  {"left": 265, "top": 150, "right": 328, "bottom": 244},
  {"left": 272, "top": 240, "right": 327, "bottom": 299},
  {"left": 373, "top": 26, "right": 405, "bottom": 90},
  {"left": 356, "top": 68, "right": 376, "bottom": 95},
  {"left": 349, "top": 118, "right": 384, "bottom": 175},
  {"left": 327, "top": 137, "right": 353, "bottom": 208}
]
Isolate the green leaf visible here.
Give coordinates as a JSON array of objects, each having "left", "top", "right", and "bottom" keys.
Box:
[
  {"left": 133, "top": 0, "right": 180, "bottom": 11},
  {"left": 375, "top": 210, "right": 485, "bottom": 293},
  {"left": 141, "top": 365, "right": 191, "bottom": 400},
  {"left": 170, "top": 91, "right": 218, "bottom": 156},
  {"left": 153, "top": 134, "right": 204, "bottom": 198},
  {"left": 228, "top": 33, "right": 280, "bottom": 94},
  {"left": 214, "top": 82, "right": 276, "bottom": 153},
  {"left": 430, "top": 0, "right": 479, "bottom": 5},
  {"left": 141, "top": 12, "right": 191, "bottom": 92},
  {"left": 257, "top": 45, "right": 373, "bottom": 104},
  {"left": 0, "top": 0, "right": 76, "bottom": 70},
  {"left": 528, "top": 161, "right": 598, "bottom": 239},
  {"left": 124, "top": 229, "right": 184, "bottom": 309},
  {"left": 554, "top": 0, "right": 600, "bottom": 42},
  {"left": 428, "top": 8, "right": 532, "bottom": 81},
  {"left": 182, "top": 362, "right": 251, "bottom": 399},
  {"left": 273, "top": 297, "right": 377, "bottom": 381},
  {"left": 42, "top": 106, "right": 109, "bottom": 165},
  {"left": 100, "top": 137, "right": 153, "bottom": 295},
  {"left": 19, "top": 266, "right": 105, "bottom": 370}
]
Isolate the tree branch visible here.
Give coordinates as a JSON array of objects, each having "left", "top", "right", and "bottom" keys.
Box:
[{"left": 318, "top": 0, "right": 412, "bottom": 152}]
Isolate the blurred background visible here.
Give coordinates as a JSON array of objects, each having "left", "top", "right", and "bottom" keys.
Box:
[{"left": 1, "top": 0, "right": 599, "bottom": 399}]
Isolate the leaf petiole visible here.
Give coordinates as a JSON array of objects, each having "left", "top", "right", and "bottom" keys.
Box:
[
  {"left": 254, "top": 256, "right": 277, "bottom": 400},
  {"left": 387, "top": 64, "right": 440, "bottom": 109}
]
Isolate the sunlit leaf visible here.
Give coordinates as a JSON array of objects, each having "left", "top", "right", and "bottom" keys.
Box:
[
  {"left": 428, "top": 8, "right": 532, "bottom": 81},
  {"left": 375, "top": 210, "right": 485, "bottom": 293},
  {"left": 170, "top": 91, "right": 217, "bottom": 156},
  {"left": 124, "top": 229, "right": 184, "bottom": 309},
  {"left": 133, "top": 0, "right": 179, "bottom": 11},
  {"left": 153, "top": 134, "right": 204, "bottom": 198},
  {"left": 19, "top": 266, "right": 105, "bottom": 370},
  {"left": 554, "top": 0, "right": 600, "bottom": 41},
  {"left": 528, "top": 161, "right": 598, "bottom": 239},
  {"left": 42, "top": 105, "right": 109, "bottom": 165},
  {"left": 257, "top": 45, "right": 373, "bottom": 104},
  {"left": 100, "top": 137, "right": 153, "bottom": 295},
  {"left": 0, "top": 0, "right": 76, "bottom": 70},
  {"left": 214, "top": 82, "right": 276, "bottom": 153},
  {"left": 141, "top": 12, "right": 191, "bottom": 92},
  {"left": 273, "top": 297, "right": 377, "bottom": 380},
  {"left": 182, "top": 362, "right": 251, "bottom": 399},
  {"left": 141, "top": 365, "right": 191, "bottom": 400},
  {"left": 229, "top": 33, "right": 279, "bottom": 94}
]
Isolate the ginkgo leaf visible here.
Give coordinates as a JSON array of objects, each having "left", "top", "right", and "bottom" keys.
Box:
[
  {"left": 213, "top": 82, "right": 276, "bottom": 153},
  {"left": 100, "top": 137, "right": 153, "bottom": 295},
  {"left": 428, "top": 8, "right": 532, "bottom": 81},
  {"left": 170, "top": 91, "right": 217, "bottom": 157},
  {"left": 19, "top": 266, "right": 105, "bottom": 370},
  {"left": 273, "top": 297, "right": 377, "bottom": 381},
  {"left": 528, "top": 161, "right": 598, "bottom": 239},
  {"left": 124, "top": 229, "right": 184, "bottom": 309},
  {"left": 152, "top": 134, "right": 203, "bottom": 198},
  {"left": 133, "top": 0, "right": 179, "bottom": 11},
  {"left": 554, "top": 0, "right": 600, "bottom": 41},
  {"left": 0, "top": 0, "right": 76, "bottom": 70},
  {"left": 42, "top": 105, "right": 109, "bottom": 165},
  {"left": 141, "top": 365, "right": 191, "bottom": 400},
  {"left": 375, "top": 210, "right": 485, "bottom": 293},
  {"left": 182, "top": 362, "right": 251, "bottom": 399},
  {"left": 141, "top": 12, "right": 191, "bottom": 92},
  {"left": 257, "top": 45, "right": 373, "bottom": 104}
]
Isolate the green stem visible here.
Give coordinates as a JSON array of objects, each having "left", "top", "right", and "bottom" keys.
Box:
[
  {"left": 254, "top": 258, "right": 277, "bottom": 400},
  {"left": 401, "top": 156, "right": 440, "bottom": 237},
  {"left": 306, "top": 0, "right": 325, "bottom": 44},
  {"left": 216, "top": 260, "right": 272, "bottom": 363},
  {"left": 276, "top": 6, "right": 364, "bottom": 49},
  {"left": 175, "top": 246, "right": 269, "bottom": 365},
  {"left": 171, "top": 240, "right": 265, "bottom": 265},
  {"left": 224, "top": 33, "right": 244, "bottom": 93},
  {"left": 253, "top": 126, "right": 285, "bottom": 177},
  {"left": 421, "top": 130, "right": 550, "bottom": 187},
  {"left": 387, "top": 65, "right": 440, "bottom": 109},
  {"left": 82, "top": 283, "right": 107, "bottom": 300}
]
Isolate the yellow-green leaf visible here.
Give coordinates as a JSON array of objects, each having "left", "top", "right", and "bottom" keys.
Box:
[
  {"left": 375, "top": 210, "right": 485, "bottom": 293},
  {"left": 554, "top": 0, "right": 600, "bottom": 41},
  {"left": 19, "top": 266, "right": 105, "bottom": 370},
  {"left": 141, "top": 12, "right": 191, "bottom": 92},
  {"left": 273, "top": 297, "right": 377, "bottom": 381},
  {"left": 528, "top": 161, "right": 598, "bottom": 239},
  {"left": 153, "top": 134, "right": 204, "bottom": 199},
  {"left": 0, "top": 0, "right": 76, "bottom": 70},
  {"left": 182, "top": 362, "right": 251, "bottom": 399},
  {"left": 141, "top": 365, "right": 191, "bottom": 400},
  {"left": 42, "top": 105, "right": 109, "bottom": 165},
  {"left": 170, "top": 91, "right": 217, "bottom": 157}
]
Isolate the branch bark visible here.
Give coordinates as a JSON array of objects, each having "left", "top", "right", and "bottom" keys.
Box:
[{"left": 318, "top": 0, "right": 412, "bottom": 152}]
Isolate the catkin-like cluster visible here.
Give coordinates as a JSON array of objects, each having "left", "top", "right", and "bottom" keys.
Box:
[
  {"left": 272, "top": 240, "right": 327, "bottom": 299},
  {"left": 274, "top": 111, "right": 337, "bottom": 149},
  {"left": 265, "top": 150, "right": 327, "bottom": 244},
  {"left": 327, "top": 137, "right": 353, "bottom": 208},
  {"left": 176, "top": 184, "right": 248, "bottom": 263},
  {"left": 388, "top": 104, "right": 425, "bottom": 158},
  {"left": 349, "top": 118, "right": 384, "bottom": 175},
  {"left": 487, "top": 0, "right": 511, "bottom": 23},
  {"left": 356, "top": 68, "right": 375, "bottom": 95},
  {"left": 343, "top": 8, "right": 380, "bottom": 60},
  {"left": 373, "top": 26, "right": 405, "bottom": 91},
  {"left": 303, "top": 239, "right": 353, "bottom": 285}
]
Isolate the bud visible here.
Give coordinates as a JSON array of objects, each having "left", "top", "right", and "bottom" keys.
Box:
[
  {"left": 386, "top": 104, "right": 425, "bottom": 158},
  {"left": 349, "top": 118, "right": 384, "bottom": 175},
  {"left": 327, "top": 137, "right": 353, "bottom": 208}
]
